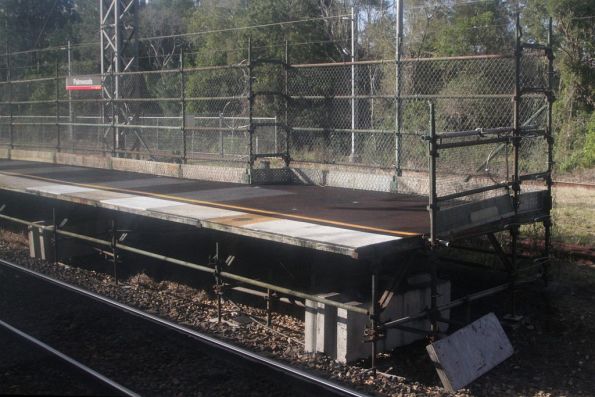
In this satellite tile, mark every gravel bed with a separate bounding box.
[1,229,594,397]
[0,261,326,397]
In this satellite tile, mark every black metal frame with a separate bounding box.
[364,16,556,371]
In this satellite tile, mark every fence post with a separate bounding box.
[350,6,357,162]
[284,40,290,166]
[180,49,187,163]
[111,64,116,156]
[219,112,224,157]
[67,40,73,143]
[55,60,61,152]
[512,12,521,213]
[6,40,13,149]
[394,0,404,176]
[248,36,254,168]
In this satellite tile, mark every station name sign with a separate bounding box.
[65,75,102,91]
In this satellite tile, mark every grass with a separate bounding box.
[551,186,595,246]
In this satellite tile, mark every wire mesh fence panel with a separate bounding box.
[288,62,396,167]
[184,66,250,162]
[12,103,58,149]
[0,81,10,144]
[0,26,553,203]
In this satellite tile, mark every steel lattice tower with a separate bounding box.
[100,0,140,155]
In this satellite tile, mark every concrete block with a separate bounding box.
[56,152,112,169]
[380,277,451,351]
[112,158,181,178]
[426,312,513,392]
[0,147,10,159]
[336,301,370,364]
[10,149,56,164]
[304,292,342,355]
[181,163,248,184]
[315,293,342,357]
[28,223,52,261]
[290,167,393,192]
[304,299,318,353]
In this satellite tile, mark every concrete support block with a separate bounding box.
[304,292,342,355]
[304,279,452,364]
[112,158,181,178]
[290,167,393,192]
[56,153,112,169]
[181,163,248,184]
[304,299,318,353]
[315,293,342,357]
[11,149,56,164]
[380,277,451,351]
[336,301,370,364]
[0,147,10,159]
[28,222,52,261]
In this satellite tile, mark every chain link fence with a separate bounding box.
[0,37,551,200]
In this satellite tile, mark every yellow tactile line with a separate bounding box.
[0,170,421,237]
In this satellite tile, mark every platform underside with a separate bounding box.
[0,160,430,259]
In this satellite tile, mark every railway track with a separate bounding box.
[552,180,595,190]
[0,318,138,396]
[0,258,368,397]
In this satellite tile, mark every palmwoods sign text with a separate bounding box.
[65,75,102,91]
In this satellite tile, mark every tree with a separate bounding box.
[524,0,594,171]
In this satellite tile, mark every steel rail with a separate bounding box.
[0,318,139,397]
[0,258,369,397]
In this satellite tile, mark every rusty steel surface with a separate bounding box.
[0,160,430,236]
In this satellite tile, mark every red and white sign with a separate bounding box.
[65,76,102,91]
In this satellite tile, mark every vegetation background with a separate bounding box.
[0,0,592,176]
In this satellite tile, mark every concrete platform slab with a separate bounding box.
[27,184,96,195]
[0,160,425,259]
[101,196,187,211]
[246,219,400,248]
[151,204,243,222]
[0,175,54,191]
[66,190,134,204]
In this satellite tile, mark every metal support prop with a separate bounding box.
[510,225,519,316]
[266,288,273,327]
[180,50,187,163]
[0,212,369,315]
[212,243,224,323]
[487,233,513,272]
[111,218,118,284]
[512,13,522,212]
[543,17,555,284]
[55,61,61,151]
[52,208,59,265]
[428,102,438,244]
[370,269,379,374]
[427,102,439,337]
[394,0,404,176]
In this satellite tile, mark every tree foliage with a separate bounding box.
[0,0,592,171]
